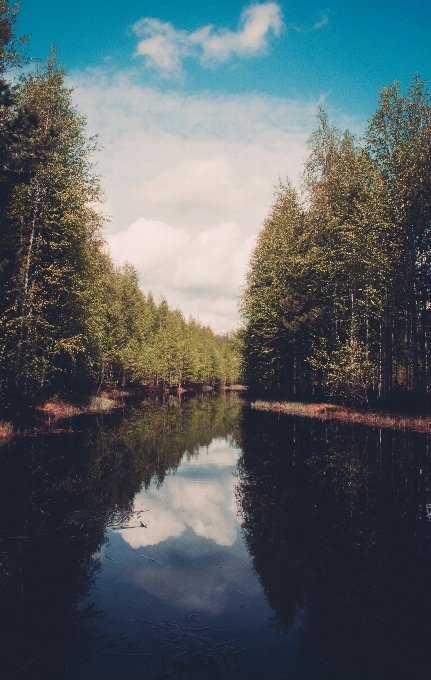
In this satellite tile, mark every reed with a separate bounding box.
[251,401,431,434]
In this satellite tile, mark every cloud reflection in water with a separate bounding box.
[118,439,241,548]
[116,438,261,615]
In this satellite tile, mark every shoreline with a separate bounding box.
[251,400,431,434]
[0,392,126,442]
[0,386,247,442]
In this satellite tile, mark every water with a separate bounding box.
[0,395,429,679]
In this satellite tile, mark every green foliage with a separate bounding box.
[0,17,240,401]
[0,53,105,396]
[241,83,431,404]
[0,0,28,74]
[367,76,431,395]
[240,180,308,392]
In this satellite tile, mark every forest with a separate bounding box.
[241,81,431,406]
[0,2,240,404]
[1,1,430,409]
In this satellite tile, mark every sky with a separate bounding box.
[17,1,431,332]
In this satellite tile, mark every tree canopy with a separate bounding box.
[241,82,431,406]
[0,4,240,403]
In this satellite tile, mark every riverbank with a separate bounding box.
[251,400,431,434]
[0,386,247,442]
[0,393,126,442]
[35,385,246,422]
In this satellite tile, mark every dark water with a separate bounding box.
[0,395,429,680]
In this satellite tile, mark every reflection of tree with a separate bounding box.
[0,429,105,679]
[237,408,431,680]
[0,394,241,678]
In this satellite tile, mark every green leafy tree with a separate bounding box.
[241,80,430,405]
[303,111,393,402]
[0,3,241,401]
[241,180,308,393]
[367,76,431,395]
[0,54,104,397]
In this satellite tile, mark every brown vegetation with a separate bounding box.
[171,386,189,395]
[38,394,121,421]
[252,401,431,434]
[38,400,80,420]
[0,421,13,440]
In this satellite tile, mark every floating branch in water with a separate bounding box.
[103,616,254,678]
[140,554,170,566]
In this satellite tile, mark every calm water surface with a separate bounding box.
[0,395,429,679]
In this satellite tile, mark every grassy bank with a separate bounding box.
[251,400,431,434]
[0,392,128,442]
[0,386,246,442]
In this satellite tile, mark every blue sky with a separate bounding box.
[16,1,431,330]
[18,0,431,116]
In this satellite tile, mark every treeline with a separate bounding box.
[0,3,240,402]
[241,79,431,405]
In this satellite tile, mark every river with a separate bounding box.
[0,394,429,679]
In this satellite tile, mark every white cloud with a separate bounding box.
[71,70,317,239]
[70,69,362,331]
[117,439,241,549]
[133,2,283,76]
[106,217,255,323]
[191,3,283,65]
[313,14,329,30]
[133,18,189,76]
[119,439,262,615]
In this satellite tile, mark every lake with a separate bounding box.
[0,394,429,679]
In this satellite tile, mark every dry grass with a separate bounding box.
[38,399,80,420]
[39,393,119,421]
[252,400,431,434]
[0,391,126,442]
[85,395,117,412]
[0,421,13,440]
